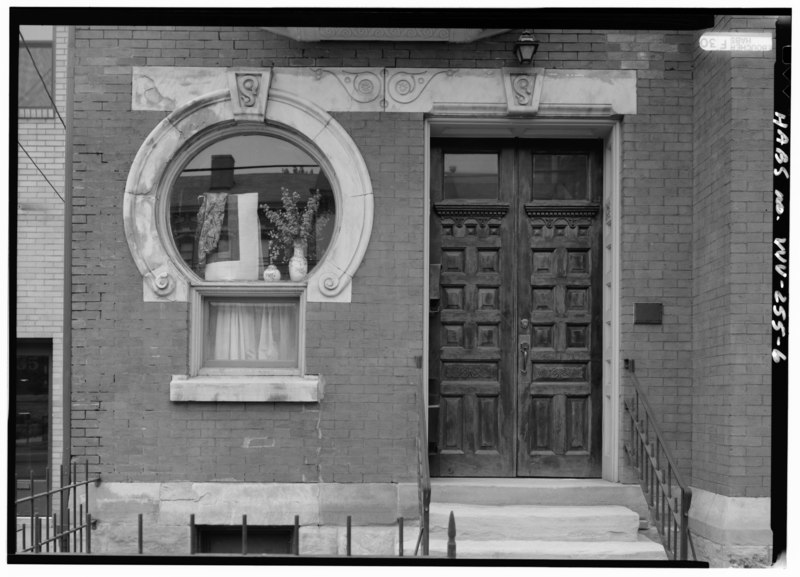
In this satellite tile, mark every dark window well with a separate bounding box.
[14,340,51,514]
[195,525,295,554]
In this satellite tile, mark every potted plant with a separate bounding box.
[261,188,329,281]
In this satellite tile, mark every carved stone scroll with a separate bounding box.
[503,67,544,114]
[312,69,382,104]
[226,69,272,120]
[386,70,452,105]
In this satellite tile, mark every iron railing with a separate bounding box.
[14,457,442,557]
[14,461,100,554]
[18,510,446,557]
[414,387,431,556]
[623,369,695,561]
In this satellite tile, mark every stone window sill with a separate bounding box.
[169,374,324,402]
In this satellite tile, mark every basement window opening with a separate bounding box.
[195,525,295,554]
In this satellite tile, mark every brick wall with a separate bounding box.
[70,24,772,491]
[616,31,696,479]
[691,16,774,498]
[17,25,69,478]
[71,26,425,482]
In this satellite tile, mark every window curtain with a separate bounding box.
[206,302,298,363]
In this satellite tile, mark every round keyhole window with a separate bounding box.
[169,133,336,282]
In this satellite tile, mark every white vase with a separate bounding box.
[263,264,281,282]
[288,240,308,281]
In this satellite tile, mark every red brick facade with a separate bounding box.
[65,18,777,563]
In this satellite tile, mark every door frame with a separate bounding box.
[423,117,622,482]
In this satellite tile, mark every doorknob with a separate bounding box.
[520,341,530,374]
[520,318,529,330]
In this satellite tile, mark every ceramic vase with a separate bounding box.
[263,264,281,282]
[288,240,308,281]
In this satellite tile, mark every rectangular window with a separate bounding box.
[173,285,321,402]
[443,153,499,199]
[204,297,299,368]
[532,154,589,200]
[190,285,307,378]
[18,26,54,110]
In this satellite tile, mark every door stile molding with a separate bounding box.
[423,121,431,434]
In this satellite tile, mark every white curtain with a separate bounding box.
[206,302,298,363]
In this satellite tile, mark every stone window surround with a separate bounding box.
[124,70,374,306]
[125,70,374,402]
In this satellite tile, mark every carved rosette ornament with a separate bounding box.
[524,204,600,229]
[312,69,382,104]
[386,70,451,105]
[434,203,509,236]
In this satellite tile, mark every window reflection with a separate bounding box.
[443,153,499,199]
[532,154,589,200]
[170,134,335,281]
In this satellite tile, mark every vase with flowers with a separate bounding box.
[261,188,329,282]
[262,241,282,282]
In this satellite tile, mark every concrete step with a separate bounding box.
[431,478,650,519]
[417,534,669,560]
[429,503,640,542]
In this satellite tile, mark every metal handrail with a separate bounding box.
[623,368,696,561]
[414,386,431,556]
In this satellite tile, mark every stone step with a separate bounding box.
[431,478,650,519]
[416,535,669,560]
[429,503,640,542]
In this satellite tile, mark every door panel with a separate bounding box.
[430,139,602,478]
[430,142,515,477]
[517,143,603,477]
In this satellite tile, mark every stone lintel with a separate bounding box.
[261,27,510,43]
[132,66,637,116]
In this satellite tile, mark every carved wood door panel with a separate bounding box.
[429,139,602,478]
[429,142,516,477]
[516,142,603,477]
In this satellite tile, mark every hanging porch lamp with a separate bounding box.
[514,29,539,65]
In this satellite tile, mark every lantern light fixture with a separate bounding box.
[514,29,539,65]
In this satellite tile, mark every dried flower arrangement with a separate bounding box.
[261,188,329,264]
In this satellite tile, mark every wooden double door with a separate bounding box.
[429,139,603,477]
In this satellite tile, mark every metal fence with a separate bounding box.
[14,459,458,558]
[14,461,100,553]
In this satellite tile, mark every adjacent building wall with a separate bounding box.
[690,15,774,567]
[17,24,69,486]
